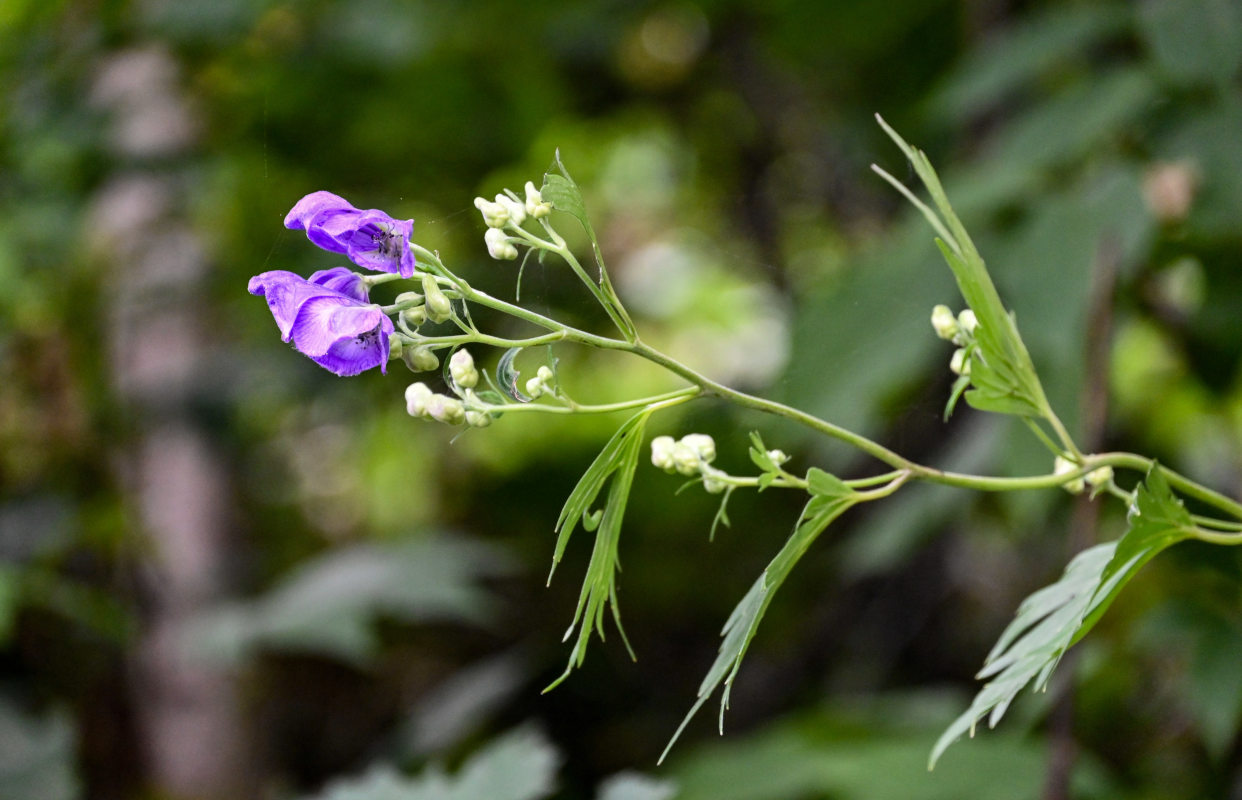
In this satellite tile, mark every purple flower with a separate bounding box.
[285,191,417,278]
[248,269,394,376]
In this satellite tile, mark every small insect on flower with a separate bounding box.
[284,191,417,277]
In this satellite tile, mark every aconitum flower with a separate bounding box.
[248,269,394,376]
[284,191,417,278]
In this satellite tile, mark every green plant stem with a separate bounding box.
[410,242,1242,519]
[477,387,701,416]
[1088,452,1242,520]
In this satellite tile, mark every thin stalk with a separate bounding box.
[1089,452,1242,520]
[478,387,701,416]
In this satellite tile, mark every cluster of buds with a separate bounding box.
[931,304,977,375]
[1053,455,1113,495]
[474,182,552,262]
[651,433,725,492]
[524,365,556,399]
[405,348,491,428]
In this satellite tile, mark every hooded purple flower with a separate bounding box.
[284,191,417,278]
[248,269,394,376]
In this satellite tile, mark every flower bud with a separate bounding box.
[465,410,492,428]
[702,474,727,494]
[536,365,554,381]
[403,345,439,373]
[395,291,423,306]
[766,449,789,466]
[931,304,959,341]
[650,435,677,471]
[1086,465,1113,487]
[400,305,427,328]
[525,181,551,218]
[949,348,970,376]
[1054,455,1085,494]
[449,349,478,389]
[680,434,717,464]
[388,337,403,360]
[405,382,433,417]
[485,227,518,261]
[427,393,465,425]
[671,442,700,476]
[525,376,545,398]
[422,273,452,323]
[496,193,526,226]
[957,309,978,336]
[474,196,509,228]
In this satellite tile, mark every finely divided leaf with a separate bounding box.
[877,119,1050,420]
[661,481,859,762]
[931,467,1196,768]
[546,411,651,689]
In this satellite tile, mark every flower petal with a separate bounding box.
[309,267,369,301]
[290,296,392,376]
[248,270,337,341]
[284,191,355,231]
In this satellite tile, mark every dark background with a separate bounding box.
[3,0,1242,797]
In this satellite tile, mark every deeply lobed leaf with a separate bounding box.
[930,467,1195,767]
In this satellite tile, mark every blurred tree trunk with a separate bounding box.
[89,44,252,799]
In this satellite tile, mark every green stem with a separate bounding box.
[1088,452,1242,520]
[477,387,700,416]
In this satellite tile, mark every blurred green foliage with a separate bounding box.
[3,0,1242,798]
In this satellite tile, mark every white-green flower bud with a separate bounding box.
[957,309,978,336]
[403,346,439,373]
[766,449,789,466]
[671,442,700,476]
[465,410,492,428]
[485,227,518,261]
[536,365,554,382]
[421,273,453,323]
[679,433,717,464]
[395,291,423,306]
[405,382,433,417]
[427,393,465,425]
[496,193,526,226]
[525,376,545,398]
[702,474,727,494]
[650,435,677,472]
[388,337,403,360]
[949,348,970,376]
[400,305,427,328]
[473,196,509,228]
[931,304,959,341]
[1086,465,1113,487]
[449,349,478,389]
[525,181,551,218]
[1054,455,1085,494]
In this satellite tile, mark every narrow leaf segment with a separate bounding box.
[546,410,651,690]
[660,474,859,762]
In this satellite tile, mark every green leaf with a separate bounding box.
[305,726,559,800]
[931,467,1195,767]
[661,487,859,762]
[1073,466,1194,641]
[547,411,650,689]
[187,539,511,666]
[929,4,1132,121]
[807,467,851,499]
[1137,0,1242,88]
[876,117,1052,422]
